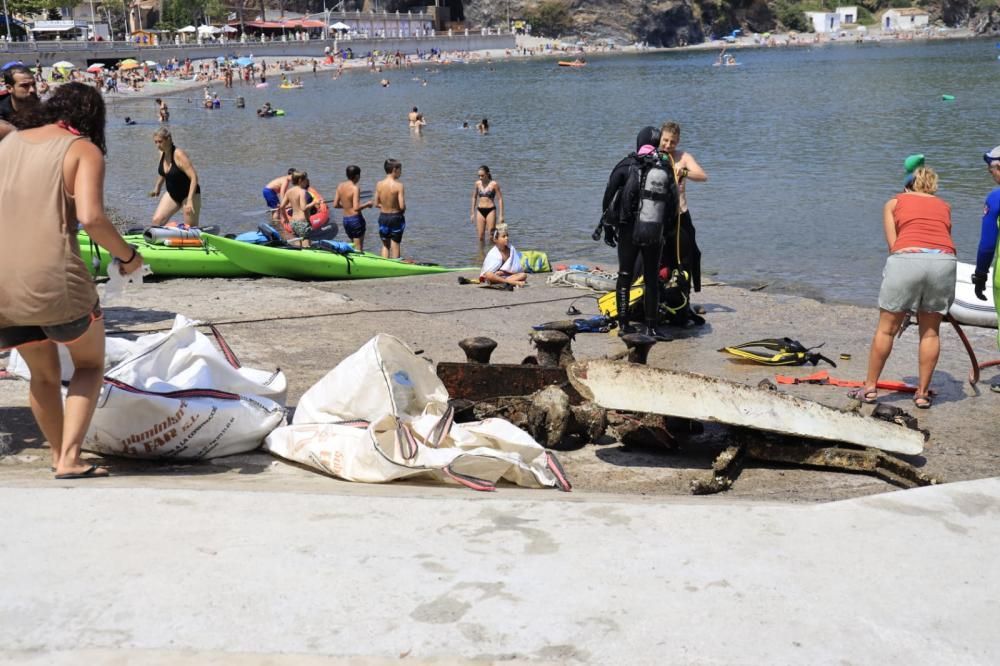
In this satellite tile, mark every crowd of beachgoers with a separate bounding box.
[6,22,980,102]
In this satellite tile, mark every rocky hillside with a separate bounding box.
[376,0,998,47]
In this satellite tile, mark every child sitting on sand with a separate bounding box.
[480,223,527,289]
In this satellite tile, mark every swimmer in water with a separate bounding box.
[470,164,503,243]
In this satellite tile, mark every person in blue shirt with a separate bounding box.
[973,146,1000,301]
[974,146,1000,391]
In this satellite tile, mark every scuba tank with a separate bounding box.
[632,155,675,246]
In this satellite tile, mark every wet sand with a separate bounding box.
[2,269,998,502]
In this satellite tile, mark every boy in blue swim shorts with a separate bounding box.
[374,158,406,259]
[333,164,375,251]
[263,168,296,222]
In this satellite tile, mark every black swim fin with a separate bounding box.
[720,338,836,367]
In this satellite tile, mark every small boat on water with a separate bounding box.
[558,60,586,68]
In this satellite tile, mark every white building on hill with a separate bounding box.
[804,6,859,33]
[882,8,930,31]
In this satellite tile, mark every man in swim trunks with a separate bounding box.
[333,164,374,252]
[375,158,406,259]
[278,171,313,246]
[263,168,296,222]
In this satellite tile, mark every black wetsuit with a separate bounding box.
[662,210,701,292]
[601,126,680,335]
[158,149,200,204]
[602,154,665,332]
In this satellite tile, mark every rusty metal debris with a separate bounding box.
[458,337,498,364]
[436,362,581,404]
[691,435,941,495]
[530,329,575,367]
[439,334,938,493]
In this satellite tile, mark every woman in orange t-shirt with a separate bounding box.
[850,167,957,409]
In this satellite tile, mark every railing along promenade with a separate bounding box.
[0,17,517,67]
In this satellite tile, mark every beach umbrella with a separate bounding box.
[52,60,74,69]
[235,56,253,67]
[86,63,105,73]
[216,56,226,63]
[221,25,237,33]
[197,25,220,34]
[144,60,158,66]
[330,21,350,31]
[119,59,141,70]
[177,25,197,33]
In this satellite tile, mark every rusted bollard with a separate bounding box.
[620,333,656,365]
[535,320,577,339]
[458,337,498,364]
[531,330,571,367]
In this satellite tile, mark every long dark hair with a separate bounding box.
[26,82,107,155]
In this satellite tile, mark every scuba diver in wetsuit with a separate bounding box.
[600,126,679,340]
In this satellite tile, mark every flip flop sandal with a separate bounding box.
[913,394,932,410]
[847,387,878,404]
[54,464,109,480]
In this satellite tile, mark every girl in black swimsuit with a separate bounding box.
[470,165,504,243]
[149,127,201,227]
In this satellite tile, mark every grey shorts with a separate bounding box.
[878,252,957,314]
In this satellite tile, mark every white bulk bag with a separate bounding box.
[267,334,570,491]
[84,315,286,460]
[266,413,570,491]
[106,316,287,405]
[292,334,446,424]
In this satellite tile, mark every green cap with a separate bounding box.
[904,154,925,174]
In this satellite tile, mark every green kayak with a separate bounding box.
[77,232,253,278]
[204,234,471,280]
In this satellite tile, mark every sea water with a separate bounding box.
[103,37,1000,305]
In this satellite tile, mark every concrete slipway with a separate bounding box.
[1,477,997,664]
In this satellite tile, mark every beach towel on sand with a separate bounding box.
[480,244,524,277]
[265,334,571,492]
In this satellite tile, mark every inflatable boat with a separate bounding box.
[950,261,997,328]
